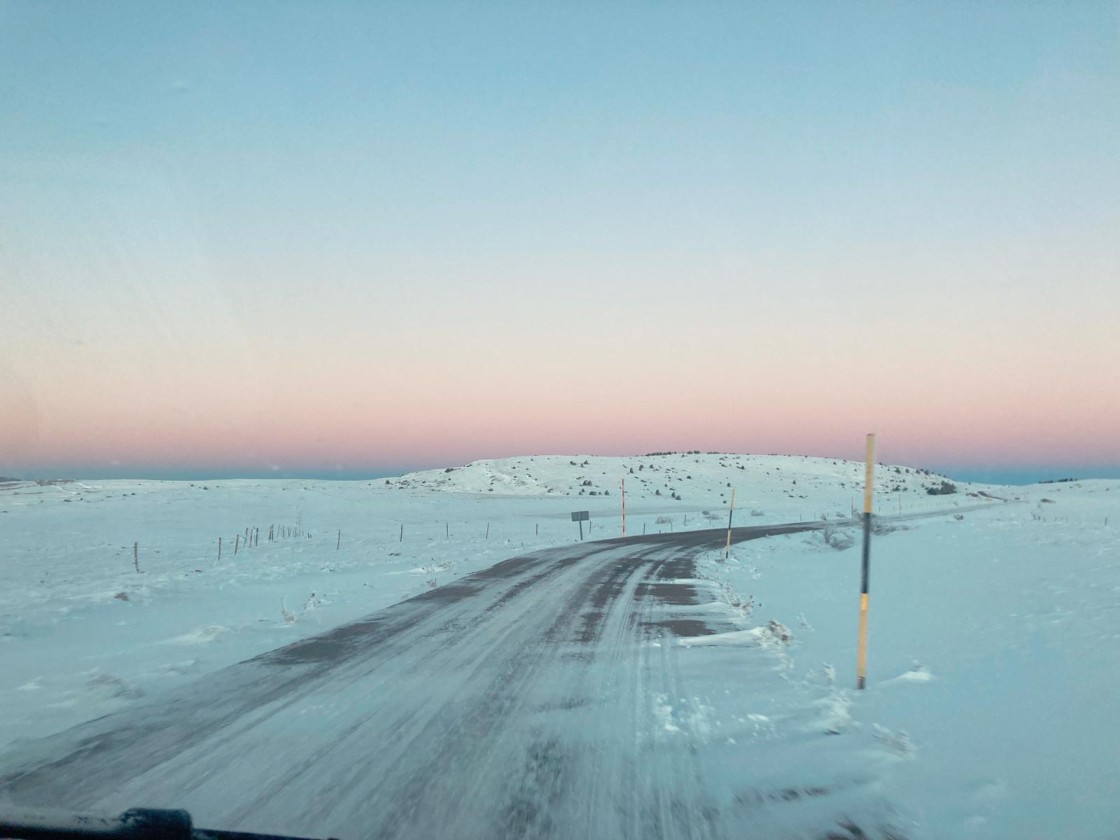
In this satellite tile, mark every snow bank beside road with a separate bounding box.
[698,481,1120,838]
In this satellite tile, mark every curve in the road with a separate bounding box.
[0,524,907,840]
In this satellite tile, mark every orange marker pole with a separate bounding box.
[857,433,875,689]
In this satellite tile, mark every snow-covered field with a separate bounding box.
[697,479,1120,838]
[1,454,1117,838]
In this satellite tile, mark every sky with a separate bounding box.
[1,2,1118,482]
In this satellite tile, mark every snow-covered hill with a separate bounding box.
[391,452,974,510]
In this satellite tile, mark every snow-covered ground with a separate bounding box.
[1,454,1116,838]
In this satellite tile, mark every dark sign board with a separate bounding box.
[571,511,590,521]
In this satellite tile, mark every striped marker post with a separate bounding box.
[857,433,875,690]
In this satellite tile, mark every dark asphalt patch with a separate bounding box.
[637,582,700,605]
[645,618,717,637]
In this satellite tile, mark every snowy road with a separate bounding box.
[0,523,904,839]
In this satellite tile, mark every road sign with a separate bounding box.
[571,510,589,540]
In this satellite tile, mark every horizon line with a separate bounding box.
[4,453,1119,487]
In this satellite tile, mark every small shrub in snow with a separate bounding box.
[280,599,297,624]
[766,620,793,644]
[871,518,906,536]
[873,724,916,758]
[819,522,855,550]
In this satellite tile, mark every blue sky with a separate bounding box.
[2,2,1118,480]
[7,1,1115,257]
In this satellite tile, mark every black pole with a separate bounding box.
[860,512,871,595]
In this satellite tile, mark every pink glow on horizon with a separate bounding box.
[3,233,1117,477]
[5,368,1118,475]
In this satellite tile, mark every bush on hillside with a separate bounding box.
[926,480,958,496]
